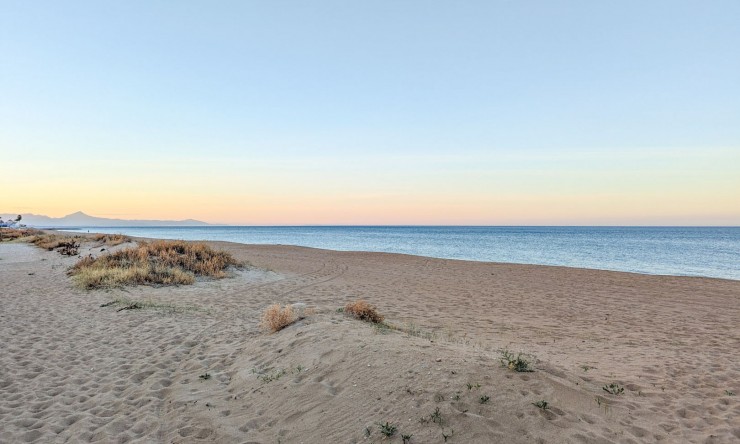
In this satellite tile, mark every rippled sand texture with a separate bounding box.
[0,239,738,443]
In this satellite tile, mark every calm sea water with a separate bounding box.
[70,226,740,281]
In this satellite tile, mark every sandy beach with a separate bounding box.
[1,235,738,443]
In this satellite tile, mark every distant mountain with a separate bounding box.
[3,211,212,228]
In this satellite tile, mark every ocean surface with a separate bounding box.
[67,226,740,281]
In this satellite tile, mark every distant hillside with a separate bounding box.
[3,211,212,228]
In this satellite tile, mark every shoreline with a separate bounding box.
[1,233,738,442]
[52,228,740,282]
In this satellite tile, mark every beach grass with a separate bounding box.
[69,239,240,289]
[92,233,132,246]
[28,233,83,256]
[0,228,40,242]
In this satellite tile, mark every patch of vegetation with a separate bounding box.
[0,228,39,242]
[377,321,438,341]
[603,383,624,395]
[725,390,735,396]
[258,369,287,383]
[479,395,490,404]
[92,233,131,246]
[500,350,534,372]
[344,300,384,323]
[260,304,297,333]
[378,421,397,438]
[401,433,413,443]
[199,373,211,380]
[533,400,550,410]
[68,240,240,289]
[373,321,392,335]
[466,382,480,391]
[28,233,82,256]
[402,322,437,340]
[581,365,596,372]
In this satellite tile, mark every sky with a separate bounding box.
[1,1,739,225]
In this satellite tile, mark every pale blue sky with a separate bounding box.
[1,1,738,224]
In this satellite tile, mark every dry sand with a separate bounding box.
[0,236,738,443]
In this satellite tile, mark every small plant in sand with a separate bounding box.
[68,240,240,289]
[533,400,550,410]
[199,373,211,380]
[378,421,397,437]
[725,390,735,396]
[258,368,287,383]
[430,406,443,425]
[479,395,490,404]
[603,383,624,395]
[401,433,413,443]
[500,350,534,372]
[344,300,384,323]
[260,304,297,333]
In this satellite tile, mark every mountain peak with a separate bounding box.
[66,211,90,217]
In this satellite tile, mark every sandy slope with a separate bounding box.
[0,238,738,443]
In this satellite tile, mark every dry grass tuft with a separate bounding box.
[92,233,131,246]
[260,304,297,333]
[344,300,384,323]
[69,240,241,289]
[0,228,40,242]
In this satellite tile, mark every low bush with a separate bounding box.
[29,233,82,251]
[69,239,240,289]
[260,304,297,332]
[344,300,384,323]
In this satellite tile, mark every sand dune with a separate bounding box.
[0,237,738,443]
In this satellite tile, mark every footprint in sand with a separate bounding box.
[313,374,339,396]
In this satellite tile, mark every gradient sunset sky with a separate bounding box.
[2,1,738,225]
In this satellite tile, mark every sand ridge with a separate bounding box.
[0,238,738,443]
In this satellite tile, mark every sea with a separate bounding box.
[65,226,740,281]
